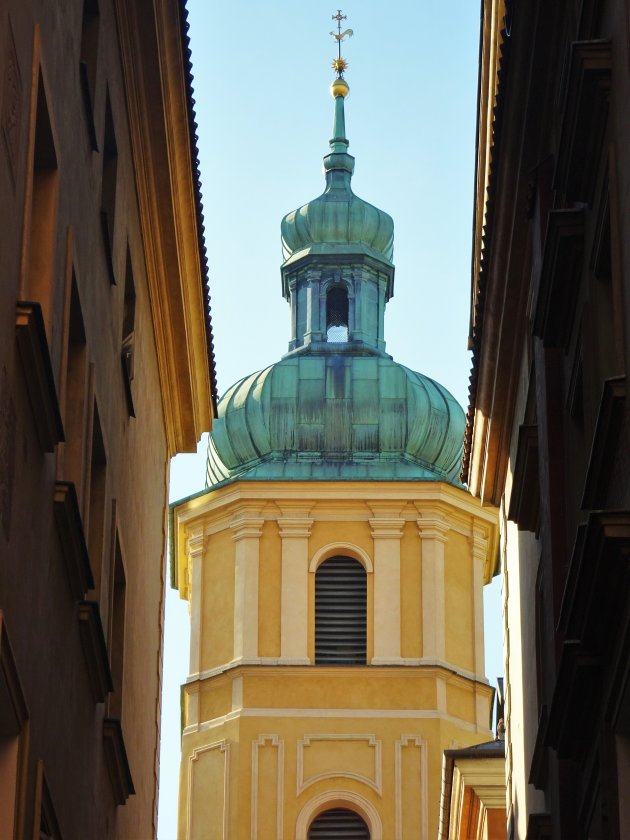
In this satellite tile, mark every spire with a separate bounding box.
[325,11,354,184]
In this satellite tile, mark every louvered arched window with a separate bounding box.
[308,807,370,838]
[315,556,367,665]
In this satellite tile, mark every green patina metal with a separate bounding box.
[206,86,465,488]
[281,87,394,269]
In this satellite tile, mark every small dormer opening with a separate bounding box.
[326,285,349,343]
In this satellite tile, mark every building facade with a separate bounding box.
[172,72,499,839]
[465,0,630,837]
[0,0,215,837]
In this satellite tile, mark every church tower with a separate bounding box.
[172,25,498,839]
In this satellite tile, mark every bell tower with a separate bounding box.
[172,15,499,839]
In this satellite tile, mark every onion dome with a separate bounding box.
[206,355,464,486]
[206,70,465,489]
[281,78,394,268]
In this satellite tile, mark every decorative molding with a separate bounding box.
[187,740,230,840]
[15,301,64,452]
[185,707,482,738]
[295,789,383,840]
[395,735,428,840]
[229,507,264,542]
[368,502,405,539]
[416,516,450,543]
[77,601,113,702]
[102,718,135,805]
[370,656,405,666]
[251,735,284,840]
[187,657,489,685]
[310,542,373,573]
[469,527,488,563]
[277,518,313,539]
[53,481,94,599]
[368,518,405,539]
[296,734,382,795]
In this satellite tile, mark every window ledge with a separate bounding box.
[103,718,135,805]
[555,40,611,203]
[78,601,113,703]
[507,424,539,531]
[533,209,584,350]
[581,375,626,509]
[53,482,94,599]
[15,301,64,452]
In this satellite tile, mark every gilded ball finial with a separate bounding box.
[331,76,350,98]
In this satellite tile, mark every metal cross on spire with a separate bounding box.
[330,9,353,77]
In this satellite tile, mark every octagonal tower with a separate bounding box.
[172,56,499,840]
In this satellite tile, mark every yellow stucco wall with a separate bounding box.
[173,481,498,839]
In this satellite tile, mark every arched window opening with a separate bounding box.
[315,556,366,665]
[308,808,370,839]
[326,286,349,343]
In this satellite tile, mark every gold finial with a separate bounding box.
[330,9,353,78]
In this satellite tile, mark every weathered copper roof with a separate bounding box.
[281,82,394,269]
[206,354,464,485]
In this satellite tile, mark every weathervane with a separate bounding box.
[330,10,353,77]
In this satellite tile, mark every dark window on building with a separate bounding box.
[86,401,107,595]
[315,556,366,665]
[308,808,370,839]
[107,530,126,720]
[100,91,118,283]
[79,0,99,149]
[121,248,136,416]
[34,760,63,840]
[24,70,59,336]
[326,285,349,343]
[61,275,88,491]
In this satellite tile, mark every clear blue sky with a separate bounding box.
[158,3,502,837]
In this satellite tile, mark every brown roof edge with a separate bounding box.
[461,6,513,483]
[468,0,486,353]
[177,0,219,417]
[438,740,505,839]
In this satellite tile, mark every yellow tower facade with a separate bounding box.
[172,481,497,838]
[172,37,499,838]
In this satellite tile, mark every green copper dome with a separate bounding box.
[281,86,394,268]
[207,354,464,485]
[206,75,465,488]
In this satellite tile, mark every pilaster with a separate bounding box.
[277,505,313,664]
[369,503,405,664]
[471,524,489,684]
[303,269,322,345]
[417,511,450,661]
[187,528,206,682]
[230,506,264,663]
